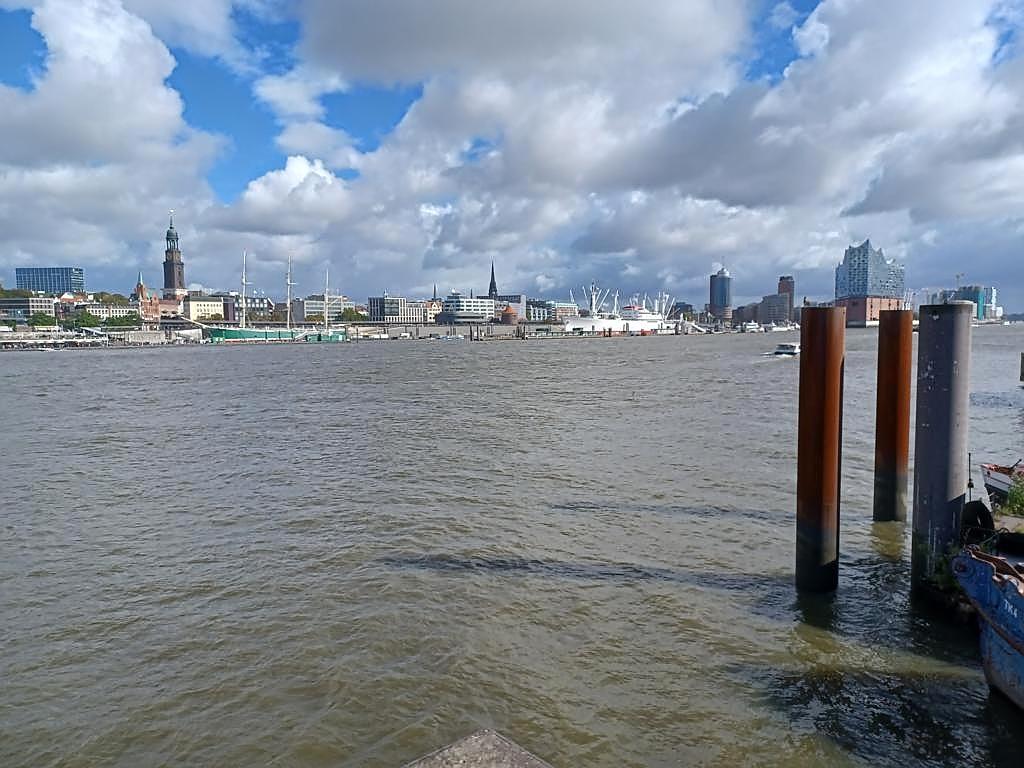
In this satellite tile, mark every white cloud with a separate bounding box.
[253,66,347,119]
[769,2,799,31]
[3,0,1024,310]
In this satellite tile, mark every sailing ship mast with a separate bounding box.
[240,250,251,329]
[323,265,330,334]
[285,254,295,331]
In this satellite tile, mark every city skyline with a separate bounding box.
[0,2,1022,310]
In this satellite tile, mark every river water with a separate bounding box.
[2,326,1023,767]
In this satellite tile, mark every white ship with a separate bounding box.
[564,285,676,335]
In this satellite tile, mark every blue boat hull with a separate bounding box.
[953,550,1024,710]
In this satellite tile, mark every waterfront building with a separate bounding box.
[525,299,580,322]
[834,239,904,299]
[131,274,162,322]
[549,301,580,321]
[777,275,795,321]
[435,291,496,323]
[0,295,57,321]
[212,291,275,321]
[15,266,85,295]
[709,267,733,321]
[162,213,187,300]
[425,298,443,323]
[834,240,906,326]
[70,302,139,321]
[984,287,1004,320]
[293,293,352,322]
[953,285,986,320]
[759,293,791,326]
[732,302,759,325]
[368,293,425,323]
[526,299,552,322]
[494,293,527,320]
[183,296,226,321]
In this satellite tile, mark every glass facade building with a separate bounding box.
[835,240,904,299]
[709,267,732,319]
[15,267,85,295]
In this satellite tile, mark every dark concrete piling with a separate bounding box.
[911,302,972,590]
[403,730,553,767]
[872,309,914,522]
[796,306,846,593]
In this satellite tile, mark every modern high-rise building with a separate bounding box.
[777,275,795,321]
[709,267,733,321]
[835,240,904,300]
[954,285,986,320]
[834,240,905,326]
[15,266,85,295]
[162,213,186,299]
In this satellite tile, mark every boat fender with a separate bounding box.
[961,499,995,545]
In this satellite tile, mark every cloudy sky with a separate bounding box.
[0,0,1021,309]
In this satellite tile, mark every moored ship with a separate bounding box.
[564,285,676,335]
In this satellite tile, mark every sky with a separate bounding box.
[0,0,1022,310]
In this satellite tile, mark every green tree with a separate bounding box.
[1007,476,1024,516]
[304,313,324,323]
[0,281,32,299]
[2,318,16,330]
[94,292,130,305]
[103,313,141,326]
[340,307,364,321]
[65,311,101,328]
[28,312,57,327]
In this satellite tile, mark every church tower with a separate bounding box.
[162,211,186,299]
[487,261,498,299]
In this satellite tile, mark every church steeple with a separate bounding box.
[162,209,186,299]
[488,261,498,299]
[166,210,180,253]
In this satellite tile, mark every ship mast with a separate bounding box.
[323,265,330,334]
[240,250,250,329]
[285,254,295,331]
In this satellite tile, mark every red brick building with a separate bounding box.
[834,296,904,327]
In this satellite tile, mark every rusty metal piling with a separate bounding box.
[796,306,846,592]
[911,302,973,589]
[872,309,914,522]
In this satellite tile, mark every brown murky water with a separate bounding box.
[2,326,1023,767]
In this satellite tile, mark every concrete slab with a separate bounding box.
[402,729,553,768]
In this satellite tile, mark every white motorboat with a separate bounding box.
[981,460,1023,505]
[773,342,800,356]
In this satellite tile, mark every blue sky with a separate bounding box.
[0,1,1021,310]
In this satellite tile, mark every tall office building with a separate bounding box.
[709,267,733,321]
[162,212,186,299]
[777,275,795,321]
[15,266,85,295]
